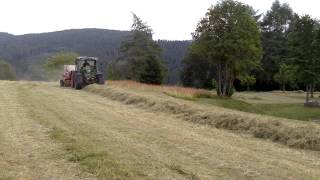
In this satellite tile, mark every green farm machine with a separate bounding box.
[60,57,105,89]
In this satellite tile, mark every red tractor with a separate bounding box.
[60,57,105,89]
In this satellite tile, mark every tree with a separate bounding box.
[139,55,163,84]
[117,13,165,84]
[43,52,78,80]
[273,63,297,91]
[288,15,320,103]
[106,61,126,80]
[239,75,256,91]
[189,0,262,96]
[0,60,15,80]
[257,0,294,90]
[180,49,214,89]
[310,27,320,97]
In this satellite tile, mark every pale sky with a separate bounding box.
[0,0,319,40]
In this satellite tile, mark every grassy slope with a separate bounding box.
[1,81,320,179]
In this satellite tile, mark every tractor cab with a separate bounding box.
[75,57,98,71]
[76,57,98,81]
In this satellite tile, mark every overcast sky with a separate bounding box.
[0,0,319,40]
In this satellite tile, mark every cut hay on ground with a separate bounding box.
[108,80,215,99]
[85,84,320,151]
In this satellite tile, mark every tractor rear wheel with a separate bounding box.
[96,74,105,85]
[75,74,83,90]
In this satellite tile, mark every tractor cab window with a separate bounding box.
[78,60,97,75]
[80,60,95,67]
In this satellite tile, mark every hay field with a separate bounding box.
[0,80,320,179]
[106,81,320,121]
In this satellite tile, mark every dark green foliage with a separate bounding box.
[273,63,297,91]
[115,13,165,84]
[182,0,262,96]
[0,60,15,80]
[257,0,294,90]
[158,40,191,84]
[288,15,320,102]
[106,61,125,80]
[180,50,214,89]
[139,55,163,84]
[239,75,256,91]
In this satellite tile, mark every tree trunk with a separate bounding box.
[216,64,222,96]
[311,84,314,98]
[306,84,310,103]
[282,83,286,92]
[227,75,234,96]
[216,62,234,97]
[222,63,227,96]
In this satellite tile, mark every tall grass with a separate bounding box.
[108,80,215,99]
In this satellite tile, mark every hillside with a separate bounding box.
[0,80,319,179]
[0,29,190,83]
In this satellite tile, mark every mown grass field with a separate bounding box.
[196,96,320,121]
[0,80,320,179]
[108,81,320,121]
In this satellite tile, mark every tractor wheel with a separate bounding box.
[75,74,83,90]
[60,80,65,87]
[96,74,105,85]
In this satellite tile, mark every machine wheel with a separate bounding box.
[75,74,83,90]
[96,74,105,85]
[60,80,65,87]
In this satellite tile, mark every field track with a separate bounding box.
[0,81,320,179]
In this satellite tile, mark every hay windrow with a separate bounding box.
[84,85,320,151]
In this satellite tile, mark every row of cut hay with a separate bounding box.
[84,84,320,151]
[107,80,215,99]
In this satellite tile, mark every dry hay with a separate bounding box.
[108,80,215,99]
[85,85,320,151]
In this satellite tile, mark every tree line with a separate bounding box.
[109,0,320,100]
[179,0,320,99]
[0,30,188,83]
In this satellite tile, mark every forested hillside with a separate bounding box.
[0,29,190,83]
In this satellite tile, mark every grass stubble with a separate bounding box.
[86,83,320,151]
[1,80,319,179]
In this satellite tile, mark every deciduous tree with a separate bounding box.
[187,0,262,96]
[273,63,297,91]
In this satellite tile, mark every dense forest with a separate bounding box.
[0,29,190,84]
